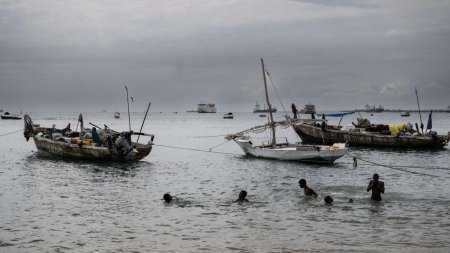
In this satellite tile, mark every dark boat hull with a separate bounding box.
[33,136,152,161]
[293,122,448,148]
[1,115,22,120]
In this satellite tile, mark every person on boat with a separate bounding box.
[321,114,327,131]
[62,123,71,136]
[236,190,249,203]
[324,196,333,204]
[299,179,318,197]
[163,193,173,203]
[367,173,385,201]
[291,102,298,119]
[92,127,101,146]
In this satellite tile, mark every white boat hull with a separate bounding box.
[233,138,347,163]
[197,103,217,113]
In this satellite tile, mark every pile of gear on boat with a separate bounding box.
[34,123,136,156]
[345,118,439,137]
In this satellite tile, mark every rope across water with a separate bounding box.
[1,128,444,177]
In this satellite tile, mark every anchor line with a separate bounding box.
[152,144,240,156]
[0,129,22,137]
[346,152,439,177]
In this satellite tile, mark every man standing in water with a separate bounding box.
[367,173,385,201]
[299,179,318,198]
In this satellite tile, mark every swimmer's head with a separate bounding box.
[238,190,247,200]
[299,179,306,188]
[324,196,333,204]
[163,193,172,203]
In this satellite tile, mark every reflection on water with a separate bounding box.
[0,112,449,252]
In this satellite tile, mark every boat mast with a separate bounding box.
[415,87,424,134]
[261,58,276,147]
[125,86,131,131]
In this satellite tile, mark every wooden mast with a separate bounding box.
[261,58,276,147]
[415,87,424,134]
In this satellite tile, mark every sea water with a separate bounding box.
[0,111,449,252]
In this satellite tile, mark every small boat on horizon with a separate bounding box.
[223,112,234,119]
[114,112,120,119]
[1,111,22,120]
[401,111,410,117]
[197,103,217,113]
[361,104,384,113]
[253,101,277,113]
[299,102,316,114]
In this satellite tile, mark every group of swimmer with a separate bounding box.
[299,173,384,204]
[163,173,385,204]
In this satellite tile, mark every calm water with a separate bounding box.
[1,111,449,252]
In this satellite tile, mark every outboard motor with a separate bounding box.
[114,131,134,156]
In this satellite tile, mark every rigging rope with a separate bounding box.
[346,152,439,177]
[0,129,22,137]
[264,67,302,143]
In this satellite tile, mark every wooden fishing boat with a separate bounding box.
[23,114,154,161]
[226,59,347,163]
[291,119,448,148]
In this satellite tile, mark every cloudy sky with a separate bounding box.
[1,0,449,112]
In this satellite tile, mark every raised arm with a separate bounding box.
[367,180,373,192]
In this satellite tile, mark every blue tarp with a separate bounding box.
[316,112,355,118]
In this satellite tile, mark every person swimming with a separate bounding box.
[236,190,249,203]
[324,195,333,204]
[163,193,172,203]
[299,179,318,198]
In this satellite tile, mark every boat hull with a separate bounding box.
[32,135,152,161]
[233,139,346,163]
[1,115,22,120]
[293,122,448,148]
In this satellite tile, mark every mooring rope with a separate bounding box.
[192,134,227,138]
[207,139,232,151]
[0,129,22,137]
[346,152,439,177]
[153,144,241,156]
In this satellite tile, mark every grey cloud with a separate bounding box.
[1,0,449,112]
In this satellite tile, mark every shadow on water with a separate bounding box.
[235,155,341,167]
[24,152,153,175]
[349,146,448,154]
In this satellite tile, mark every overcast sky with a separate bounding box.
[1,0,449,112]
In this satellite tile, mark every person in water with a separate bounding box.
[299,179,318,197]
[324,196,333,204]
[367,173,385,201]
[236,190,249,203]
[163,193,173,203]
